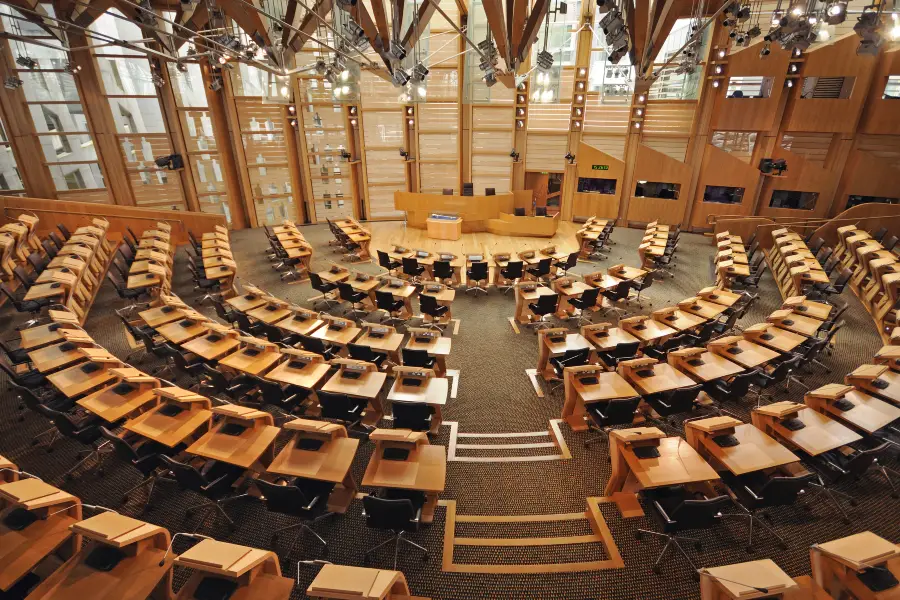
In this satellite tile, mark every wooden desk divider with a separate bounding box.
[699,559,810,600]
[0,478,82,593]
[743,323,774,342]
[307,564,427,599]
[211,403,276,427]
[667,347,706,370]
[0,455,16,483]
[618,315,651,334]
[77,347,123,367]
[321,314,355,331]
[684,416,742,452]
[173,539,292,599]
[844,364,890,389]
[155,386,212,407]
[873,345,900,370]
[26,512,174,599]
[616,356,659,380]
[581,322,612,342]
[810,531,900,600]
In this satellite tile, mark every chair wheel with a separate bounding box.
[778,542,787,550]
[121,495,130,504]
[849,499,858,507]
[694,541,702,551]
[745,546,754,553]
[634,531,643,540]
[651,564,661,575]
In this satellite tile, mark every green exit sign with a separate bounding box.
[592,165,609,171]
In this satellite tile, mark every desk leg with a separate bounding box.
[537,341,550,376]
[604,438,629,496]
[363,393,384,427]
[422,492,438,523]
[430,406,443,434]
[327,473,357,513]
[435,355,447,377]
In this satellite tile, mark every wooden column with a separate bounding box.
[68,31,135,206]
[156,62,200,213]
[283,91,308,224]
[217,66,258,228]
[561,3,595,221]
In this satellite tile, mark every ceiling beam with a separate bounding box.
[282,0,298,48]
[349,2,394,71]
[481,0,508,66]
[216,0,278,65]
[510,0,526,64]
[3,0,67,38]
[369,0,390,47]
[516,0,547,64]
[287,0,331,52]
[401,0,438,52]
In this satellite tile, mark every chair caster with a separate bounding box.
[849,499,858,507]
[634,531,643,540]
[745,546,754,553]
[777,542,788,550]
[651,564,661,575]
[694,541,702,551]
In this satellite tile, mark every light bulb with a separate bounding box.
[517,108,524,115]
[576,94,583,102]
[341,85,349,94]
[712,80,720,87]
[350,118,357,125]
[791,6,802,15]
[341,70,349,81]
[636,108,643,116]
[288,106,296,113]
[715,65,723,74]
[638,94,645,103]
[418,86,426,96]
[578,68,586,76]
[772,14,781,25]
[787,80,794,87]
[718,49,726,58]
[517,120,524,127]
[574,121,581,128]
[408,119,414,125]
[828,3,842,15]
[892,25,900,40]
[280,85,289,97]
[634,122,641,129]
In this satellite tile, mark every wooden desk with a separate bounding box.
[621,318,677,345]
[19,323,67,350]
[768,311,822,337]
[362,429,446,523]
[708,338,781,369]
[405,334,452,376]
[139,305,185,328]
[48,361,118,398]
[805,385,900,435]
[355,329,404,363]
[784,297,833,321]
[311,323,362,349]
[273,312,325,336]
[654,309,707,332]
[514,284,557,324]
[267,419,359,513]
[426,216,462,240]
[553,280,593,318]
[187,406,279,470]
[561,367,638,430]
[537,331,593,380]
[685,418,799,476]
[608,265,647,281]
[621,362,696,395]
[744,326,806,353]
[679,299,727,320]
[25,512,173,600]
[127,273,161,290]
[265,358,331,389]
[28,341,87,373]
[751,402,862,456]
[700,560,831,600]
[810,531,900,600]
[174,539,293,600]
[670,351,744,383]
[156,319,209,344]
[322,368,387,425]
[605,428,719,496]
[307,564,422,600]
[124,391,212,448]
[77,379,158,424]
[246,303,293,324]
[387,376,449,433]
[226,293,268,312]
[698,287,743,307]
[581,326,639,352]
[218,347,282,376]
[181,332,241,361]
[849,367,900,406]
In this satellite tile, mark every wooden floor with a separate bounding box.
[366,220,583,257]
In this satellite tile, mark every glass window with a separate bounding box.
[28,104,88,133]
[635,181,680,199]
[96,57,157,95]
[846,195,899,208]
[168,63,209,107]
[703,185,745,204]
[726,76,774,98]
[770,190,818,210]
[884,76,900,99]
[577,177,617,194]
[800,76,855,99]
[108,98,167,133]
[49,163,104,190]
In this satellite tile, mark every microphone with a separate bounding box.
[296,559,332,584]
[43,503,117,520]
[0,468,41,481]
[697,569,769,594]
[158,532,211,567]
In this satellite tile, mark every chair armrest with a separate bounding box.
[412,507,422,524]
[201,470,234,492]
[742,485,763,501]
[653,500,675,524]
[303,495,321,511]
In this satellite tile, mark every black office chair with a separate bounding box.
[197,363,255,403]
[527,293,559,331]
[465,261,489,296]
[337,281,369,321]
[298,334,339,360]
[309,271,341,310]
[636,486,732,574]
[645,384,703,428]
[723,472,816,550]
[57,223,72,241]
[262,323,301,348]
[526,257,552,282]
[377,250,402,275]
[750,355,802,405]
[737,261,767,290]
[0,282,55,327]
[809,267,851,301]
[629,270,657,308]
[499,260,523,294]
[11,266,36,291]
[42,239,58,259]
[48,231,66,251]
[402,257,426,284]
[349,342,388,369]
[362,494,428,569]
[600,281,632,318]
[706,368,760,404]
[642,334,691,361]
[34,403,108,480]
[871,227,888,243]
[811,443,898,521]
[8,381,66,448]
[99,426,174,512]
[254,478,334,554]
[882,235,898,253]
[26,251,49,275]
[375,290,406,327]
[433,261,455,287]
[402,347,436,370]
[158,455,247,532]
[554,252,579,278]
[317,390,369,433]
[247,375,308,420]
[233,312,265,337]
[568,287,601,327]
[105,272,152,309]
[419,293,449,332]
[0,336,30,366]
[596,341,640,371]
[392,402,434,431]
[583,396,642,446]
[808,237,825,255]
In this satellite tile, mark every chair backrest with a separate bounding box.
[57,223,72,240]
[0,283,17,303]
[117,244,135,264]
[317,390,363,421]
[26,252,46,274]
[536,292,559,311]
[402,257,420,275]
[843,443,891,477]
[822,321,844,345]
[377,250,392,269]
[402,347,432,367]
[663,384,703,413]
[337,281,359,301]
[309,271,328,292]
[348,343,376,362]
[823,255,839,275]
[99,426,140,462]
[535,206,547,216]
[578,287,601,307]
[833,268,852,289]
[600,396,642,425]
[299,334,328,354]
[419,293,441,315]
[769,355,801,382]
[48,231,65,250]
[558,348,590,368]
[612,281,631,300]
[872,227,888,242]
[667,494,731,531]
[725,368,759,397]
[362,495,416,531]
[255,479,320,517]
[12,266,33,289]
[158,455,208,493]
[613,341,641,359]
[469,261,488,280]
[263,324,284,344]
[816,246,833,264]
[212,298,234,322]
[234,312,256,334]
[535,257,551,274]
[375,290,400,311]
[392,402,433,431]
[883,235,898,252]
[808,237,825,254]
[200,363,229,392]
[42,239,58,258]
[503,261,524,278]
[754,474,816,508]
[433,260,453,278]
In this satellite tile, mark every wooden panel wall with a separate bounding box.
[757,146,839,220]
[690,144,759,229]
[832,143,900,213]
[571,141,624,219]
[626,143,692,225]
[709,42,791,132]
[811,202,900,248]
[858,47,900,136]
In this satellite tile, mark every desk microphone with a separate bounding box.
[297,559,332,584]
[0,468,41,480]
[159,532,211,566]
[697,569,770,594]
[43,503,116,520]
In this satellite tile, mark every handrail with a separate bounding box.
[711,214,894,230]
[1,207,184,227]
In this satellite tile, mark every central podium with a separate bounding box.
[395,190,558,238]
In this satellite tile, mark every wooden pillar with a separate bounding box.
[561,2,595,221]
[216,65,258,228]
[283,92,308,224]
[156,63,200,212]
[68,31,136,206]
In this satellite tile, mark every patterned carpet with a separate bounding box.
[0,223,897,600]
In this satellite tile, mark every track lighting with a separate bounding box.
[510,149,520,162]
[391,68,410,87]
[15,56,37,69]
[564,152,575,164]
[209,77,223,92]
[4,76,23,89]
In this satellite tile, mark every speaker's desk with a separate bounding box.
[426,216,462,240]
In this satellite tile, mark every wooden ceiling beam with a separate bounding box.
[349,2,394,71]
[400,0,438,52]
[287,0,332,52]
[510,0,527,62]
[516,0,547,64]
[216,0,278,65]
[282,0,298,48]
[481,0,508,66]
[370,0,390,47]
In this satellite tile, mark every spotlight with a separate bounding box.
[399,148,409,159]
[564,152,575,164]
[536,49,554,71]
[209,77,223,92]
[715,65,723,74]
[636,108,643,116]
[340,150,352,160]
[152,73,165,87]
[315,59,328,74]
[63,62,81,74]
[388,40,407,61]
[718,49,727,58]
[288,105,296,113]
[637,94,646,103]
[483,68,498,87]
[154,154,184,170]
[344,20,368,50]
[4,76,23,89]
[786,79,794,87]
[712,80,720,87]
[791,5,803,16]
[510,149,520,162]
[634,121,641,129]
[350,118,357,125]
[826,0,846,23]
[857,37,883,55]
[15,56,37,69]
[218,54,228,65]
[391,68,410,87]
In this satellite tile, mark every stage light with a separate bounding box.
[715,65,723,74]
[578,68,586,77]
[15,56,37,69]
[634,122,641,129]
[786,79,794,87]
[564,152,575,164]
[791,5,803,16]
[350,118,357,125]
[636,108,643,116]
[4,76,23,89]
[637,94,646,103]
[288,106,296,114]
[408,119,414,126]
[718,49,726,58]
[392,68,411,87]
[712,80,720,87]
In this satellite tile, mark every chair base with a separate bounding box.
[364,531,428,570]
[465,283,488,296]
[270,513,331,557]
[185,493,250,533]
[721,511,788,553]
[807,482,855,523]
[635,529,701,576]
[122,472,175,513]
[63,441,113,480]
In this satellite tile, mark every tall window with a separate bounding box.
[91,10,186,210]
[2,5,107,202]
[0,118,24,194]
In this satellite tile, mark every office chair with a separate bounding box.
[132,330,178,380]
[56,223,72,241]
[792,337,830,379]
[554,252,579,278]
[499,261,524,294]
[645,384,703,428]
[736,260,767,290]
[535,206,547,216]
[169,348,206,385]
[233,311,265,336]
[822,255,840,278]
[48,231,66,251]
[402,347,436,370]
[402,257,426,285]
[99,426,175,512]
[309,272,341,310]
[705,368,760,405]
[816,246,833,267]
[746,240,759,262]
[8,381,66,448]
[432,261,455,287]
[0,336,30,366]
[583,396,642,447]
[652,246,677,277]
[247,375,308,420]
[375,290,406,327]
[254,478,334,554]
[629,270,657,308]
[349,342,389,369]
[548,348,591,393]
[808,237,825,255]
[567,287,601,327]
[337,282,370,321]
[599,281,632,319]
[642,334,692,361]
[362,495,428,569]
[589,231,610,260]
[809,267,851,301]
[298,334,339,360]
[636,486,732,574]
[316,390,369,434]
[871,227,888,243]
[527,293,559,331]
[526,258,552,282]
[723,472,816,551]
[197,364,255,403]
[882,235,898,253]
[596,341,640,371]
[158,455,247,532]
[466,261,489,296]
[811,443,898,521]
[42,239,58,259]
[34,403,109,480]
[0,282,55,327]
[749,355,802,405]
[116,243,135,265]
[392,402,434,431]
[26,251,49,275]
[377,250,401,275]
[419,293,449,332]
[12,266,36,291]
